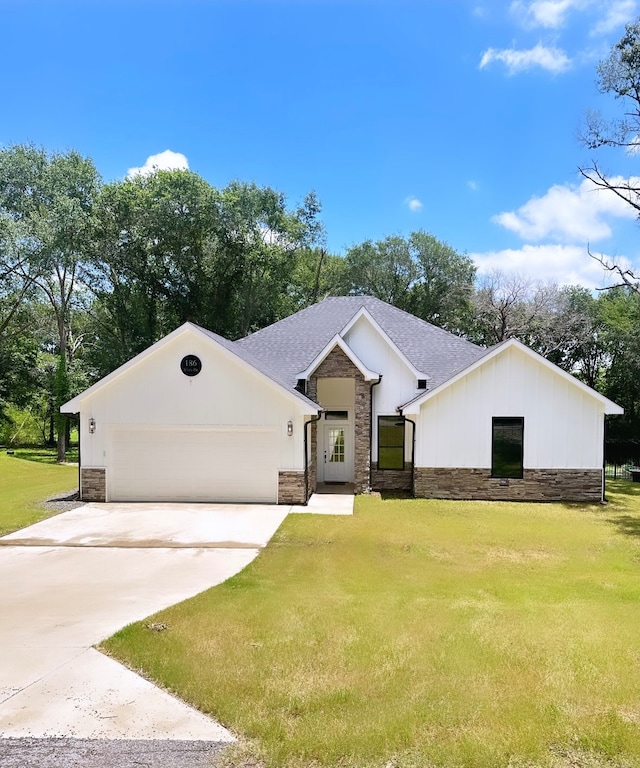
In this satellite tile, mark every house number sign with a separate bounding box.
[180,355,202,377]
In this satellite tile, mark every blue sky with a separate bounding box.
[3,0,640,288]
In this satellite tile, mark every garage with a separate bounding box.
[62,323,320,505]
[107,427,279,503]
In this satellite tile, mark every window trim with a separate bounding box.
[378,415,405,471]
[491,417,524,479]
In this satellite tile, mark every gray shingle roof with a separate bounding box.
[236,296,486,390]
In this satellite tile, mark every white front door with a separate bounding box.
[320,411,352,483]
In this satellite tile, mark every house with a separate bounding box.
[61,296,623,504]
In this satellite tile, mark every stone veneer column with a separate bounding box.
[81,467,106,502]
[278,471,306,504]
[308,347,371,494]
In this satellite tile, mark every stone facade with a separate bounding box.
[307,347,371,494]
[81,467,106,502]
[307,419,318,498]
[278,470,306,504]
[371,461,412,491]
[413,467,603,502]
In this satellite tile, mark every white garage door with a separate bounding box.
[108,427,279,503]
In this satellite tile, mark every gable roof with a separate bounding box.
[237,296,486,389]
[400,337,624,415]
[61,322,321,414]
[298,334,380,381]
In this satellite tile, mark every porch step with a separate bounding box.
[290,486,354,516]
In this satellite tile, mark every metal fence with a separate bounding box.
[604,439,640,479]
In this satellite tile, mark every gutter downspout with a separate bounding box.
[304,413,322,504]
[76,413,81,499]
[369,376,383,491]
[60,409,80,497]
[398,409,416,497]
[602,414,607,503]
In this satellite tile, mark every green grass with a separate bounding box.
[104,483,640,768]
[0,450,78,535]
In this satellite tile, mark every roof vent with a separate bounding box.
[417,379,427,390]
[296,378,307,394]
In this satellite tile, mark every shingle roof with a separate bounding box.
[236,296,486,390]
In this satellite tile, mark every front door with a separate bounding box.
[321,411,352,483]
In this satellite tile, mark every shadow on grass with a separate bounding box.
[379,489,414,501]
[9,448,79,465]
[606,514,640,537]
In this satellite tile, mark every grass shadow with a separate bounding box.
[10,448,79,465]
[606,514,640,537]
[379,489,413,501]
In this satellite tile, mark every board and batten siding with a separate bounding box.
[415,345,604,470]
[342,315,418,458]
[77,331,307,473]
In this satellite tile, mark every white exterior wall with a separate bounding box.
[415,345,605,469]
[343,316,418,458]
[77,330,308,472]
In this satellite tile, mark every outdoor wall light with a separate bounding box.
[88,417,96,434]
[287,420,293,437]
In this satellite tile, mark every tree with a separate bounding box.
[343,231,476,331]
[343,235,418,310]
[0,144,100,460]
[86,170,322,376]
[581,19,640,290]
[471,274,607,385]
[592,287,640,437]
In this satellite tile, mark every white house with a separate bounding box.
[62,296,622,504]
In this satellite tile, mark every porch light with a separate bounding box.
[287,420,293,437]
[88,417,96,434]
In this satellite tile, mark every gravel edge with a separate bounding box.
[0,738,232,768]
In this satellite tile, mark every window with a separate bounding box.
[492,417,524,478]
[378,416,405,470]
[325,410,348,420]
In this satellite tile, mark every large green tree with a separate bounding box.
[0,144,100,459]
[87,170,322,376]
[343,231,476,332]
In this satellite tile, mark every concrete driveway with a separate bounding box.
[0,502,289,741]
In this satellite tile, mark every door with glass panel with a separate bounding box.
[321,411,351,483]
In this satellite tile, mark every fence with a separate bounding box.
[604,439,640,479]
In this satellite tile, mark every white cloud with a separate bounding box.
[590,0,637,35]
[471,243,632,288]
[509,0,636,35]
[510,0,591,29]
[468,180,479,191]
[479,43,571,74]
[127,150,189,178]
[493,177,639,242]
[404,196,423,212]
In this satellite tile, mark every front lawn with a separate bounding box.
[104,483,640,768]
[0,450,78,535]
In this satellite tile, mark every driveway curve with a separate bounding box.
[0,502,289,741]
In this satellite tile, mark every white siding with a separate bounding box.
[78,330,308,473]
[343,316,418,457]
[415,345,605,469]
